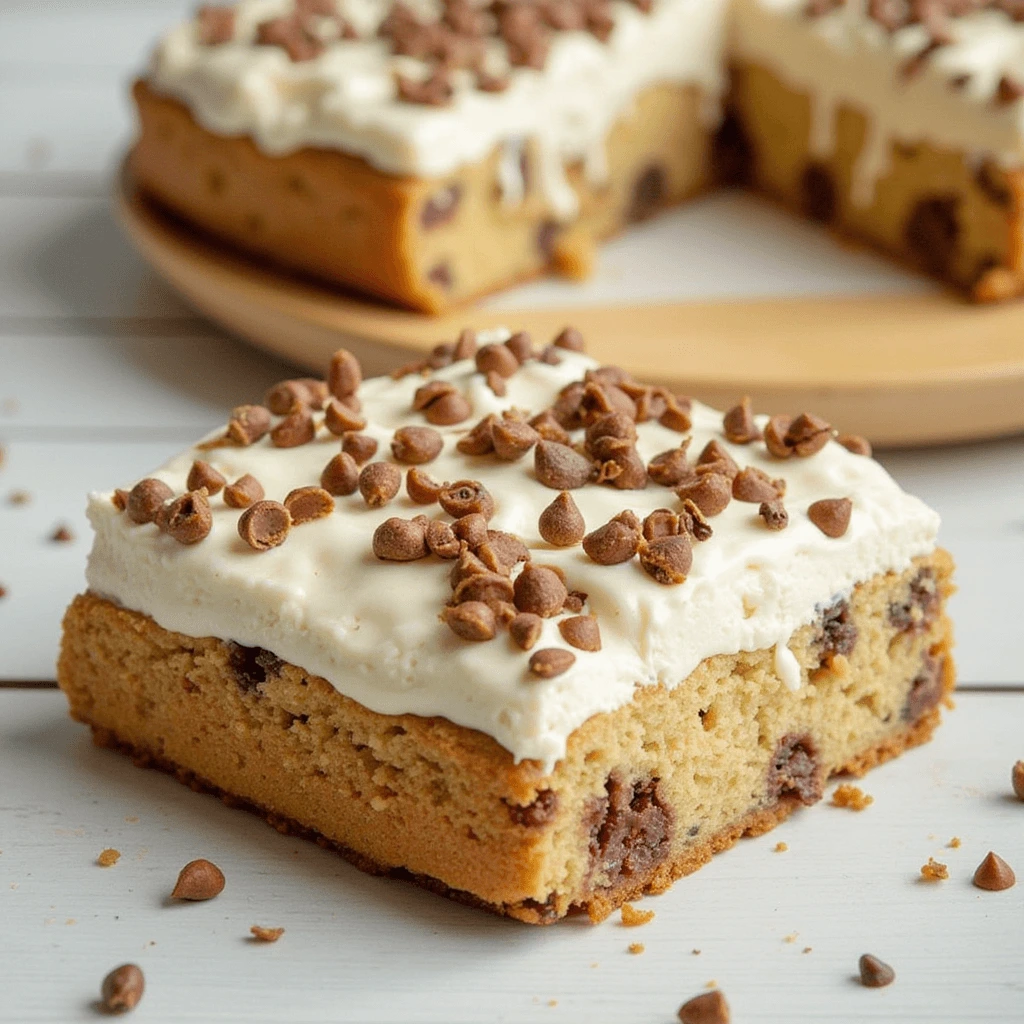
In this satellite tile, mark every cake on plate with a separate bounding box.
[58,328,955,922]
[129,0,1024,310]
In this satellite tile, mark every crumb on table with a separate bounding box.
[628,942,645,955]
[249,925,285,943]
[831,783,873,810]
[920,857,949,881]
[96,848,121,867]
[774,841,788,852]
[620,903,655,927]
[948,837,962,848]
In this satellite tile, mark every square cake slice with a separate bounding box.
[58,329,954,923]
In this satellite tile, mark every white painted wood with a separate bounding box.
[1,690,1021,1022]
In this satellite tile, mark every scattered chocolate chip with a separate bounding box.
[585,412,637,452]
[342,432,379,465]
[421,184,462,228]
[641,508,681,541]
[171,858,225,900]
[100,964,145,1014]
[271,406,315,448]
[505,331,534,362]
[763,414,792,458]
[320,453,360,496]
[558,615,601,651]
[456,414,496,456]
[906,195,960,277]
[768,733,822,805]
[406,466,444,504]
[126,478,173,524]
[580,381,637,424]
[359,462,402,507]
[452,512,489,548]
[479,530,530,573]
[250,925,284,942]
[592,437,648,490]
[453,329,477,360]
[492,419,540,461]
[538,345,562,365]
[415,381,472,425]
[391,425,444,464]
[676,473,731,517]
[530,410,571,445]
[808,498,852,538]
[639,534,693,584]
[858,954,896,988]
[283,486,335,524]
[1012,760,1024,801]
[197,5,235,45]
[372,517,429,561]
[514,565,568,617]
[323,397,367,435]
[160,490,213,545]
[443,601,497,641]
[439,479,495,519]
[534,440,593,489]
[529,647,575,678]
[476,343,519,378]
[453,571,515,607]
[802,162,836,222]
[679,498,713,541]
[722,396,761,444]
[397,69,454,105]
[629,164,667,223]
[256,12,323,61]
[506,788,558,826]
[187,460,226,496]
[837,433,872,457]
[224,473,265,508]
[449,547,489,589]
[759,500,789,531]
[111,489,129,511]
[538,491,586,546]
[226,404,272,446]
[510,612,543,650]
[553,326,585,352]
[696,440,739,479]
[996,74,1024,106]
[238,501,291,551]
[785,413,833,457]
[328,348,362,400]
[659,397,692,432]
[264,378,327,415]
[550,381,585,429]
[647,447,694,488]
[973,851,1016,891]
[677,990,730,1024]
[732,466,783,503]
[425,519,460,558]
[486,370,507,397]
[583,511,642,565]
[50,524,74,543]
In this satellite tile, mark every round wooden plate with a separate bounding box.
[115,176,1024,447]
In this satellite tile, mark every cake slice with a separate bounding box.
[58,329,954,923]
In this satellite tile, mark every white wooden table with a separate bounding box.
[1,3,1022,1021]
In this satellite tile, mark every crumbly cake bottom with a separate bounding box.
[58,550,954,924]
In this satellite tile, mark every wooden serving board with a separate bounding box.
[115,176,1024,447]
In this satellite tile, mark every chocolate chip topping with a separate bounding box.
[529,409,571,445]
[320,453,360,496]
[837,433,872,457]
[528,648,576,677]
[271,406,315,448]
[226,404,271,446]
[534,440,594,489]
[373,516,429,561]
[359,462,402,507]
[171,858,226,900]
[538,491,586,546]
[443,601,497,641]
[453,570,515,607]
[100,964,145,1014]
[481,529,530,571]
[406,466,444,504]
[238,500,291,551]
[973,851,1016,891]
[513,565,568,617]
[506,788,558,826]
[126,478,173,524]
[197,5,235,45]
[457,414,496,456]
[677,990,730,1024]
[510,612,543,650]
[257,13,325,61]
[324,397,368,435]
[475,343,519,378]
[328,348,362,400]
[676,473,731,517]
[415,380,472,425]
[453,512,489,548]
[265,378,328,415]
[425,519,460,558]
[858,955,896,989]
[639,534,693,585]
[160,490,213,545]
[659,395,693,433]
[224,473,265,508]
[505,330,534,363]
[553,326,586,351]
[758,499,789,531]
[695,439,739,480]
[391,425,444,464]
[583,511,642,565]
[283,486,335,524]
[647,446,694,488]
[558,614,601,651]
[488,418,538,461]
[722,396,761,444]
[343,432,379,464]
[187,460,226,496]
[453,328,477,360]
[486,370,507,397]
[808,497,852,538]
[592,437,648,490]
[439,479,495,519]
[732,466,783,503]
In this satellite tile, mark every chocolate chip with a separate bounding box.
[359,462,402,507]
[676,473,731,517]
[428,343,456,370]
[837,433,872,457]
[126,478,173,524]
[679,498,713,541]
[510,612,543,650]
[283,486,335,524]
[641,509,680,541]
[558,615,601,651]
[639,534,692,585]
[763,414,791,458]
[391,425,444,464]
[530,410,571,444]
[492,419,540,460]
[100,964,145,1014]
[452,513,489,548]
[475,343,519,378]
[732,466,782,503]
[421,183,462,228]
[264,378,327,415]
[514,565,568,617]
[320,453,359,496]
[583,511,641,565]
[453,572,515,609]
[506,789,558,826]
[580,381,637,424]
[759,499,789,531]
[801,162,836,222]
[443,601,497,641]
[722,396,760,444]
[439,479,495,519]
[528,648,575,678]
[906,195,960,276]
[256,13,323,60]
[50,524,74,543]
[585,412,637,453]
[224,473,265,508]
[976,160,1012,208]
[677,990,729,1024]
[427,261,453,290]
[629,164,667,223]
[857,954,895,989]
[453,328,477,360]
[186,460,226,496]
[479,530,530,573]
[538,345,562,365]
[768,733,822,805]
[171,858,225,900]
[225,404,272,446]
[659,398,693,434]
[552,326,585,352]
[198,5,235,45]
[406,466,444,504]
[397,69,454,105]
[328,348,362,400]
[342,432,379,464]
[696,440,739,479]
[785,413,833,457]
[160,490,213,545]
[538,491,585,546]
[888,568,940,634]
[972,851,1016,891]
[534,440,593,489]
[550,381,586,429]
[996,74,1024,105]
[456,414,496,456]
[486,370,507,397]
[417,382,472,425]
[592,437,648,490]
[505,330,534,363]
[323,397,367,435]
[425,519,460,558]
[808,498,852,537]
[372,517,429,561]
[647,447,694,488]
[1012,760,1024,801]
[271,406,315,448]
[238,500,291,550]
[903,653,945,722]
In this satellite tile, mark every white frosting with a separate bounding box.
[147,0,727,219]
[84,349,939,770]
[731,0,1024,205]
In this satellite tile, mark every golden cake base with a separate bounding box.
[116,172,1024,447]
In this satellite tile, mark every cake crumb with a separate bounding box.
[920,857,948,881]
[802,947,813,954]
[97,848,121,867]
[250,925,284,943]
[50,524,74,543]
[784,932,798,943]
[705,979,718,989]
[590,962,599,969]
[65,918,76,925]
[831,783,873,810]
[548,999,557,1007]
[774,841,788,852]
[692,949,701,955]
[8,489,31,506]
[125,816,139,824]
[628,942,645,955]
[948,836,962,848]
[620,903,655,926]
[0,584,7,599]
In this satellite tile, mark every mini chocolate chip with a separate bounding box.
[585,412,637,452]
[513,565,568,617]
[486,370,507,397]
[224,473,265,508]
[430,343,455,369]
[160,490,213,545]
[1013,760,1024,801]
[187,460,226,496]
[732,466,783,503]
[271,406,315,448]
[413,380,455,410]
[679,498,713,541]
[449,547,489,589]
[723,396,761,444]
[320,453,360,496]
[453,571,515,607]
[538,491,586,546]
[440,479,495,519]
[328,348,362,399]
[238,500,291,550]
[171,858,225,900]
[642,508,682,541]
[786,413,832,456]
[538,345,562,365]
[558,615,601,651]
[534,440,593,489]
[528,648,575,678]
[759,500,789,531]
[505,330,534,363]
[529,410,570,444]
[50,524,74,543]
[406,466,443,504]
[100,964,145,1014]
[491,419,540,461]
[372,517,429,561]
[583,512,641,565]
[226,404,271,446]
[425,519,460,558]
[359,462,402,507]
[126,478,173,524]
[443,601,497,641]
[343,432,379,464]
[283,486,335,524]
[592,437,648,490]
[550,381,585,429]
[677,990,729,1024]
[198,5,235,45]
[510,612,543,650]
[425,390,472,426]
[639,534,692,584]
[580,381,637,424]
[858,955,896,988]
[837,433,872,457]
[808,498,852,538]
[476,343,519,378]
[676,473,731,516]
[421,183,462,229]
[457,414,496,456]
[647,447,694,488]
[478,531,530,574]
[659,397,692,432]
[696,440,739,479]
[973,851,1016,891]
[265,378,326,415]
[552,326,585,351]
[391,425,444,464]
[453,513,489,548]
[453,328,477,360]
[112,489,130,511]
[324,397,367,435]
